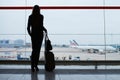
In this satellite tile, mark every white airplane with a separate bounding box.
[70,40,116,53]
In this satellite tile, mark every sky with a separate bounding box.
[0,0,120,45]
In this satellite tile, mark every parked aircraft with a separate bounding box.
[70,40,116,53]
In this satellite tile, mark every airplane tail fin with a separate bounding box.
[69,40,79,47]
[73,40,79,46]
[70,40,75,47]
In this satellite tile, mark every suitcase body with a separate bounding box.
[44,33,55,71]
[45,51,55,71]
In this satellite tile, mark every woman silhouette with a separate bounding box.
[27,5,47,72]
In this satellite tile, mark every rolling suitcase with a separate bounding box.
[44,33,55,71]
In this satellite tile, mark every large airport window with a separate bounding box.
[0,0,120,61]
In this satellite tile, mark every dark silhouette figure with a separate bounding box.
[27,5,47,72]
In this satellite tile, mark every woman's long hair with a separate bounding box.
[32,5,40,16]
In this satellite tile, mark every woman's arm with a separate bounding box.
[27,16,31,36]
[42,15,47,33]
[43,26,47,33]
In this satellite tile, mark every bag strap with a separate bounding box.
[44,32,49,51]
[45,32,49,40]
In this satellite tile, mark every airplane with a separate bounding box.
[70,40,116,53]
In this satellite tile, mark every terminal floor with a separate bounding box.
[0,65,120,80]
